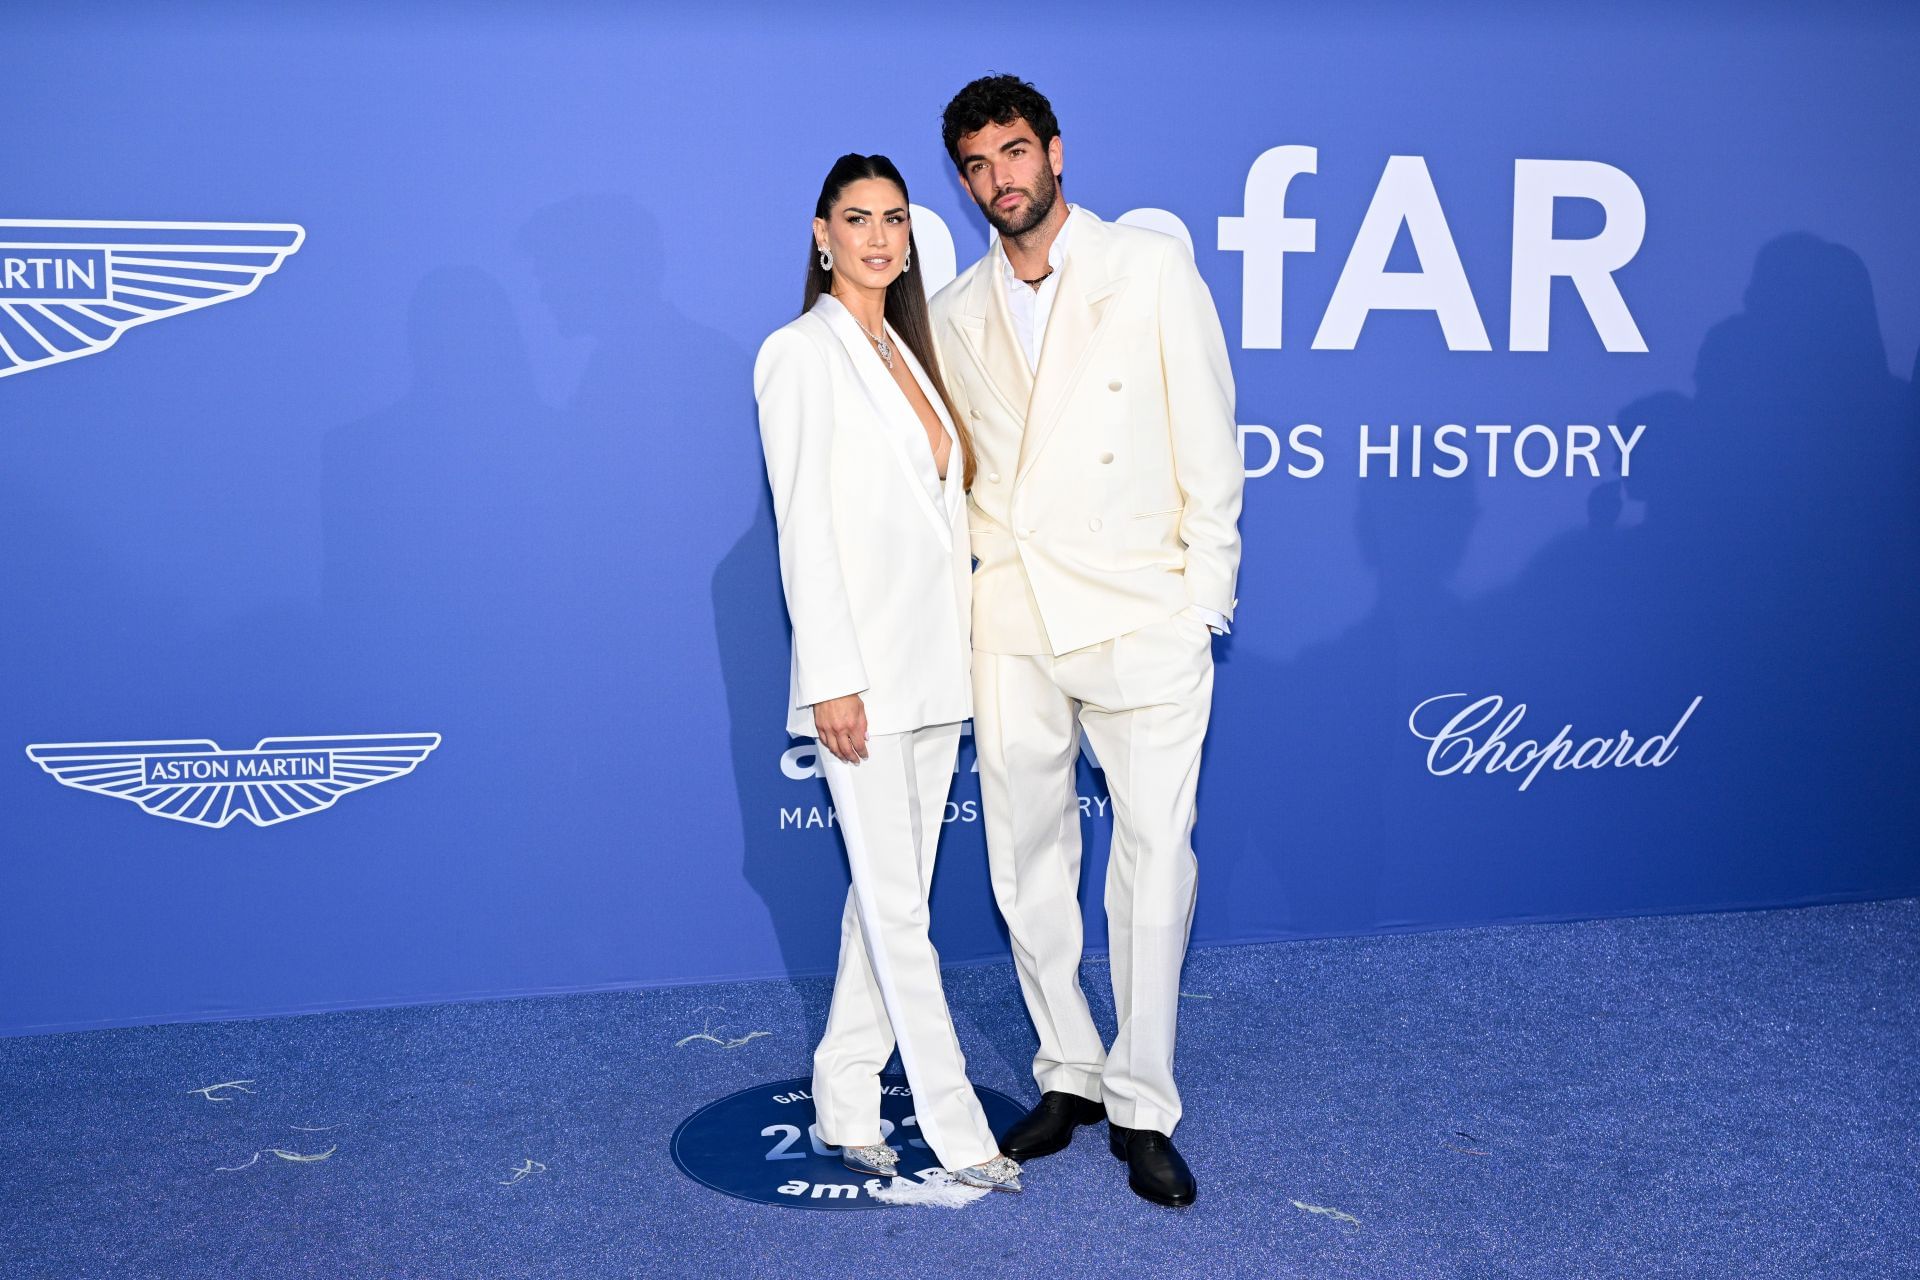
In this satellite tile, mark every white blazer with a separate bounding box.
[753,293,972,738]
[931,208,1243,656]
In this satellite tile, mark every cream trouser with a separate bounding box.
[972,610,1215,1136]
[811,721,1000,1171]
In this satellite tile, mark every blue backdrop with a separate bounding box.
[5,2,1918,1035]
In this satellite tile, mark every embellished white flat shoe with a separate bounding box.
[842,1143,900,1177]
[950,1154,1023,1193]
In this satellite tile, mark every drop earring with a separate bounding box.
[818,245,833,271]
[902,245,912,274]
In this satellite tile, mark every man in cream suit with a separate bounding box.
[931,76,1243,1207]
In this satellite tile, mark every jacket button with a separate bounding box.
[1098,451,1114,464]
[1088,518,1103,532]
[1108,380,1122,391]
[988,471,1001,484]
[1016,528,1029,540]
[970,408,982,419]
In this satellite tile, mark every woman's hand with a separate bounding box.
[814,694,869,763]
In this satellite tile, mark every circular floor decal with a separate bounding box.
[670,1075,1028,1209]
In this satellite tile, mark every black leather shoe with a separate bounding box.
[1000,1091,1107,1160]
[1109,1123,1197,1207]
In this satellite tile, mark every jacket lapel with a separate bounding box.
[815,295,953,546]
[896,339,965,524]
[950,260,1033,422]
[1019,215,1129,480]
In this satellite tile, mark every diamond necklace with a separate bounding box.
[855,318,895,370]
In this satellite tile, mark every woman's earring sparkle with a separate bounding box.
[819,246,833,271]
[902,245,912,274]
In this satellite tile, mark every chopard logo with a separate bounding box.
[0,219,303,378]
[24,734,440,828]
[1408,694,1702,791]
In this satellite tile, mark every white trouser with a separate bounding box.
[972,611,1214,1136]
[811,721,1000,1171]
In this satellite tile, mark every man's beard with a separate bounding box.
[981,166,1060,240]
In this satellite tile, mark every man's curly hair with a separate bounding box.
[941,74,1061,168]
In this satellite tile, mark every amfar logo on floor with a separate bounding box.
[1408,694,1702,791]
[23,734,440,828]
[0,219,304,378]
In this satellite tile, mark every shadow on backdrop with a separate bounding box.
[1205,230,1919,947]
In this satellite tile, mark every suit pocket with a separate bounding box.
[1123,508,1185,566]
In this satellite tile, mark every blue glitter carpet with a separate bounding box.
[3,900,1916,1278]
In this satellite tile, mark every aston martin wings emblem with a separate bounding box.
[24,734,440,828]
[0,219,304,378]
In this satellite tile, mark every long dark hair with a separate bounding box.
[803,153,976,489]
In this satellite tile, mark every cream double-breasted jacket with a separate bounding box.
[931,209,1243,656]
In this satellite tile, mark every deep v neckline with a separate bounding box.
[815,294,959,539]
[861,316,954,482]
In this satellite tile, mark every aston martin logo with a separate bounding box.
[0,219,304,378]
[24,734,440,828]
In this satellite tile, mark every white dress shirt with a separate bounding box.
[999,206,1229,635]
[999,205,1075,372]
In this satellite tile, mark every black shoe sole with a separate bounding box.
[1003,1132,1072,1161]
[1127,1179,1198,1208]
[1108,1129,1197,1208]
[1002,1098,1107,1161]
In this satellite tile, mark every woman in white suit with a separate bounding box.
[752,153,1020,1193]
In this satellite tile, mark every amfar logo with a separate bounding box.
[1408,694,1701,792]
[774,728,1113,831]
[0,219,304,378]
[24,734,440,828]
[911,149,1645,353]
